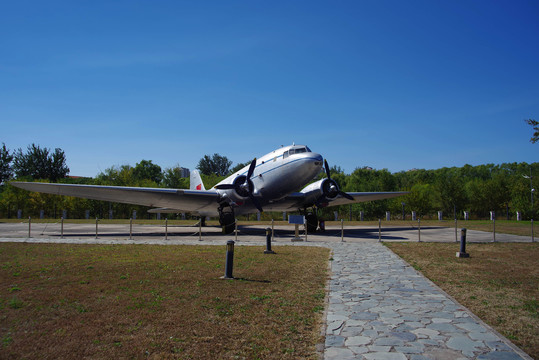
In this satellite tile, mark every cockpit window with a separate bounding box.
[289,146,309,155]
[283,146,310,158]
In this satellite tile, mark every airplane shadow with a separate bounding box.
[44,225,442,241]
[239,226,442,241]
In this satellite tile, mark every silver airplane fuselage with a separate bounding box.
[213,145,323,215]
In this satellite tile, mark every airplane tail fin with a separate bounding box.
[190,170,206,191]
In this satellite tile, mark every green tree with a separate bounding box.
[0,183,30,218]
[199,173,226,189]
[133,160,162,184]
[347,167,396,192]
[12,144,69,181]
[510,167,537,219]
[162,165,189,189]
[344,167,397,219]
[197,154,232,176]
[229,161,251,175]
[96,165,134,186]
[405,183,436,216]
[525,119,538,143]
[434,170,467,218]
[0,143,13,185]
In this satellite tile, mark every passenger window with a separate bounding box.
[283,151,289,159]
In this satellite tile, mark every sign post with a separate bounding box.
[288,215,305,241]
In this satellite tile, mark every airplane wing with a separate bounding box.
[263,191,409,212]
[318,191,409,207]
[11,182,220,215]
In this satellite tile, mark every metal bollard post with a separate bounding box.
[165,218,168,240]
[532,219,534,242]
[95,217,99,239]
[418,218,421,242]
[129,218,133,240]
[235,219,238,242]
[28,216,31,238]
[456,228,470,258]
[223,240,235,279]
[264,227,276,254]
[61,217,64,238]
[455,218,458,242]
[378,218,382,242]
[493,218,496,242]
[341,219,344,242]
[198,218,202,241]
[271,218,274,240]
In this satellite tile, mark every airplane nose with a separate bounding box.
[312,153,323,166]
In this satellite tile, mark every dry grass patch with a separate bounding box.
[0,243,329,359]
[385,242,538,359]
[456,220,535,237]
[339,219,535,237]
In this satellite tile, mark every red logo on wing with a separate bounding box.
[196,184,201,190]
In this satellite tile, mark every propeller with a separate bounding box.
[316,159,353,207]
[215,158,263,212]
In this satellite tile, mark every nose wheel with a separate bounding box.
[219,206,236,234]
[305,212,319,233]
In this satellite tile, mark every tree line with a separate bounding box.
[329,162,537,221]
[0,143,537,221]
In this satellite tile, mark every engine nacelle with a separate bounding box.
[229,175,253,198]
[215,158,264,212]
[299,178,341,207]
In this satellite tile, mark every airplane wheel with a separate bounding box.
[222,223,235,234]
[220,212,235,234]
[305,213,318,233]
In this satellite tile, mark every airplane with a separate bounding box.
[12,144,408,234]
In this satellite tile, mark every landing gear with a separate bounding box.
[219,206,236,234]
[303,209,319,233]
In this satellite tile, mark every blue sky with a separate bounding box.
[1,1,538,177]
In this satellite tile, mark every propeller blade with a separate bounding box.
[215,184,235,190]
[321,159,354,202]
[249,194,263,213]
[247,158,257,179]
[339,191,354,201]
[324,159,331,180]
[246,159,263,212]
[218,158,263,212]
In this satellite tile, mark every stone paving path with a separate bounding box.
[324,241,530,360]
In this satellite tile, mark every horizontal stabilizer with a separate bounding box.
[148,208,181,213]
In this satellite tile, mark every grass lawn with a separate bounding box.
[385,242,539,359]
[0,243,329,359]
